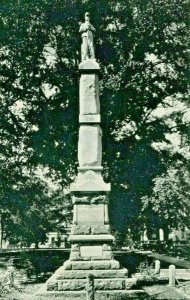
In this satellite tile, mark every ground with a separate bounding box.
[144,284,190,299]
[0,283,42,300]
[1,283,190,300]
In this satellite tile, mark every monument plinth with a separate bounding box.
[37,13,139,299]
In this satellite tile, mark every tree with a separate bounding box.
[100,0,189,238]
[2,176,72,248]
[141,163,190,239]
[0,0,189,244]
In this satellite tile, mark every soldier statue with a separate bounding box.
[79,12,95,61]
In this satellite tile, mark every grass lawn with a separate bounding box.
[0,283,44,300]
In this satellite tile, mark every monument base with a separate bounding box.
[36,191,134,296]
[36,242,136,297]
[36,258,140,298]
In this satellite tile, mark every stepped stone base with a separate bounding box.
[36,256,137,297]
[38,258,131,291]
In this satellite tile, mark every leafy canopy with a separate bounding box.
[0,0,189,243]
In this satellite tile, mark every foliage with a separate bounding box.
[137,259,154,276]
[141,165,190,237]
[0,0,189,244]
[0,173,72,247]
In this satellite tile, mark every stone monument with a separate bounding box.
[36,13,137,299]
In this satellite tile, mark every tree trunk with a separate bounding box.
[0,214,3,251]
[35,241,39,249]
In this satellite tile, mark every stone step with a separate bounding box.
[47,278,137,291]
[36,289,148,300]
[96,290,150,300]
[62,259,121,270]
[55,268,128,280]
[36,287,86,299]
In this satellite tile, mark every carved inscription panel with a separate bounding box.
[80,246,102,257]
[77,204,104,225]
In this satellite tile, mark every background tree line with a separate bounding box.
[0,0,189,247]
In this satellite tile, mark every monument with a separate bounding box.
[37,13,138,299]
